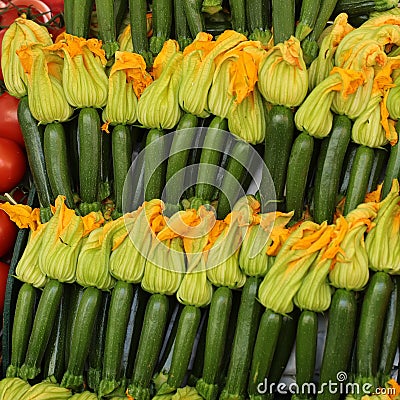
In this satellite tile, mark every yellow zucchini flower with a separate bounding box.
[239,211,293,277]
[365,180,400,274]
[39,196,104,283]
[387,73,400,120]
[137,40,183,129]
[46,33,108,108]
[179,30,247,117]
[76,218,127,290]
[102,51,152,129]
[258,36,308,108]
[329,202,378,291]
[308,13,354,90]
[16,43,73,124]
[1,17,52,98]
[118,24,134,52]
[70,391,99,399]
[20,381,72,399]
[208,41,266,119]
[0,377,31,398]
[110,200,165,283]
[258,221,333,314]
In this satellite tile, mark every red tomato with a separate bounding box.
[0,137,27,192]
[0,92,25,148]
[43,0,63,15]
[0,209,17,258]
[0,261,10,314]
[0,0,51,27]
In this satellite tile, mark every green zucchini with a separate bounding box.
[196,117,228,203]
[159,306,202,393]
[69,0,94,38]
[313,115,351,224]
[216,139,252,220]
[63,0,75,34]
[382,122,400,198]
[17,96,53,209]
[378,277,400,387]
[87,292,111,392]
[112,125,133,215]
[43,122,76,209]
[183,0,205,38]
[248,308,282,399]
[264,105,295,205]
[61,286,103,391]
[339,142,358,196]
[229,0,247,34]
[295,0,321,41]
[99,120,112,203]
[271,0,295,44]
[65,116,80,194]
[355,272,394,391]
[19,279,64,381]
[144,128,166,202]
[368,147,389,193]
[165,113,198,211]
[114,0,129,35]
[174,0,192,49]
[6,283,37,378]
[285,132,314,222]
[334,0,398,16]
[150,0,173,55]
[128,294,170,400]
[343,145,374,216]
[317,289,357,400]
[78,107,102,207]
[42,286,69,383]
[99,281,135,397]
[247,0,272,43]
[95,0,119,58]
[295,311,318,399]
[220,277,263,400]
[196,287,233,400]
[128,0,152,65]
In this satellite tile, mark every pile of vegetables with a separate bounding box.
[0,0,400,399]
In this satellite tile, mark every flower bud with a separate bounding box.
[177,269,213,307]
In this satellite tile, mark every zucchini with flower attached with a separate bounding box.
[94,0,119,58]
[246,0,271,45]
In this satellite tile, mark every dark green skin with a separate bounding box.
[368,147,389,194]
[68,0,94,38]
[317,289,357,400]
[382,121,400,198]
[272,0,295,44]
[229,0,247,34]
[183,0,205,37]
[150,0,173,55]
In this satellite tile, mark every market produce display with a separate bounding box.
[0,0,400,399]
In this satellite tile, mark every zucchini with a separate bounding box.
[196,287,233,400]
[183,0,205,38]
[285,133,314,222]
[271,0,295,44]
[144,128,166,202]
[317,289,357,400]
[334,0,398,16]
[19,279,64,380]
[17,96,53,209]
[216,139,252,220]
[295,0,321,41]
[42,286,69,383]
[196,117,228,203]
[63,0,75,34]
[78,108,102,207]
[174,0,192,49]
[61,286,103,391]
[94,0,119,58]
[229,0,247,34]
[247,0,272,43]
[313,115,351,224]
[87,292,111,392]
[99,120,112,202]
[165,113,198,211]
[264,105,295,205]
[114,0,129,35]
[295,311,318,399]
[248,308,282,398]
[220,277,263,400]
[6,283,37,378]
[111,125,133,215]
[368,147,389,193]
[150,0,173,55]
[355,272,394,391]
[382,122,400,198]
[159,306,202,393]
[69,0,94,38]
[378,277,400,387]
[343,145,374,216]
[339,142,358,196]
[65,116,80,194]
[99,281,135,397]
[128,294,170,400]
[43,122,76,209]
[128,0,152,65]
